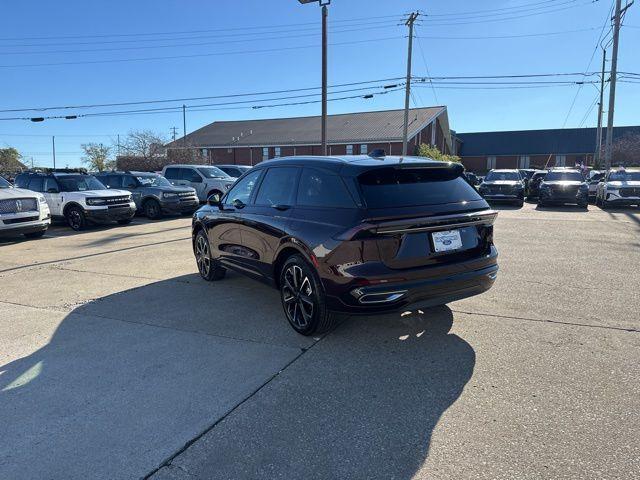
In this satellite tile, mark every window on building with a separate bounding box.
[262,147,269,161]
[556,155,566,167]
[275,147,281,157]
[346,144,353,155]
[519,155,530,169]
[360,144,368,155]
[487,156,497,170]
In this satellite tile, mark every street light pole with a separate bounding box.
[298,0,330,155]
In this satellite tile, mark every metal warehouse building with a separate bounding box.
[167,107,453,165]
[456,126,640,174]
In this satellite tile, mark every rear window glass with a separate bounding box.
[297,168,355,208]
[358,167,482,208]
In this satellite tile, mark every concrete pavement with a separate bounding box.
[1,203,639,479]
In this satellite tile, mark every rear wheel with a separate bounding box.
[144,199,162,220]
[66,206,86,231]
[279,254,339,336]
[24,230,46,239]
[194,230,226,281]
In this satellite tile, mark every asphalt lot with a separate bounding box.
[1,202,639,479]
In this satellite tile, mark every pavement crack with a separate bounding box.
[452,308,639,333]
[142,331,327,480]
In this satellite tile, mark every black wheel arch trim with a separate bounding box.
[62,202,86,216]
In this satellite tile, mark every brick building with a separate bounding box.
[456,126,640,174]
[166,107,452,165]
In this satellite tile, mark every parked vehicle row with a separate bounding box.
[474,166,640,210]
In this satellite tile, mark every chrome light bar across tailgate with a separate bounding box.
[374,210,498,235]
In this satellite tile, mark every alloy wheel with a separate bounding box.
[195,235,211,277]
[68,210,82,230]
[282,264,315,329]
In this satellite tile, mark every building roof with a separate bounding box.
[168,107,448,148]
[457,126,640,156]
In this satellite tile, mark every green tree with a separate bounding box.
[0,147,26,171]
[415,143,461,163]
[81,143,114,171]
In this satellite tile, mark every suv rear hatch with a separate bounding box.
[354,164,496,270]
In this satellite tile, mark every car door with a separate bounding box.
[240,166,300,279]
[204,169,264,272]
[42,177,63,216]
[178,168,207,200]
[164,167,181,186]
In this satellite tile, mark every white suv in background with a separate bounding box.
[595,167,640,208]
[162,165,236,202]
[15,171,136,231]
[0,175,51,239]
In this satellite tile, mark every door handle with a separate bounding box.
[272,204,291,211]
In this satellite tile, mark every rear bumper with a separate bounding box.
[325,249,498,315]
[85,205,136,223]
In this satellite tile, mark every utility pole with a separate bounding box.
[402,11,419,156]
[321,3,328,155]
[117,134,121,157]
[604,0,628,169]
[595,48,606,166]
[182,105,187,147]
[52,136,56,169]
[170,127,178,142]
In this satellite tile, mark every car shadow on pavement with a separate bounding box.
[159,305,476,480]
[0,274,475,480]
[535,204,588,212]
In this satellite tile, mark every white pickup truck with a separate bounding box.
[0,175,51,239]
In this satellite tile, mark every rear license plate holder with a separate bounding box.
[432,229,463,253]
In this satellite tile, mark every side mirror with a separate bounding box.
[207,193,221,206]
[47,187,59,193]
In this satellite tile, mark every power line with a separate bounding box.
[0,36,404,69]
[422,0,583,20]
[414,27,439,104]
[415,27,601,40]
[424,0,572,17]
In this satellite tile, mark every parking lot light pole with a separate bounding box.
[298,0,330,155]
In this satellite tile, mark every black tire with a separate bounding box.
[537,200,545,208]
[144,199,162,220]
[515,199,524,208]
[601,199,610,209]
[279,254,340,336]
[24,230,46,239]
[117,218,132,225]
[595,194,602,207]
[194,230,226,281]
[578,202,588,211]
[66,206,86,231]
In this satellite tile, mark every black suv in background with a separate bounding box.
[526,170,547,200]
[96,171,199,219]
[538,169,589,209]
[478,169,526,207]
[192,155,498,335]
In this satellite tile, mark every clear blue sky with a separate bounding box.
[0,0,638,168]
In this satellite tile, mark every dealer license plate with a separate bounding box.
[432,229,463,253]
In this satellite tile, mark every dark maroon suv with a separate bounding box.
[192,155,498,335]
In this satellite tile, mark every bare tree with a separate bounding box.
[612,133,640,167]
[81,143,114,172]
[118,130,167,161]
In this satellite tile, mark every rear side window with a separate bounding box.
[181,168,201,182]
[164,168,180,180]
[255,167,299,206]
[297,168,355,208]
[15,175,29,189]
[358,167,482,208]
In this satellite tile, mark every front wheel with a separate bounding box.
[66,206,86,231]
[194,230,226,281]
[279,255,339,336]
[144,199,162,220]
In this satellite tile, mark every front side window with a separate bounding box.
[56,175,107,192]
[255,167,299,206]
[43,178,59,193]
[182,168,202,182]
[297,168,355,208]
[164,168,180,180]
[0,176,10,188]
[485,171,521,181]
[224,169,262,206]
[27,177,44,192]
[359,167,482,209]
[123,175,138,188]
